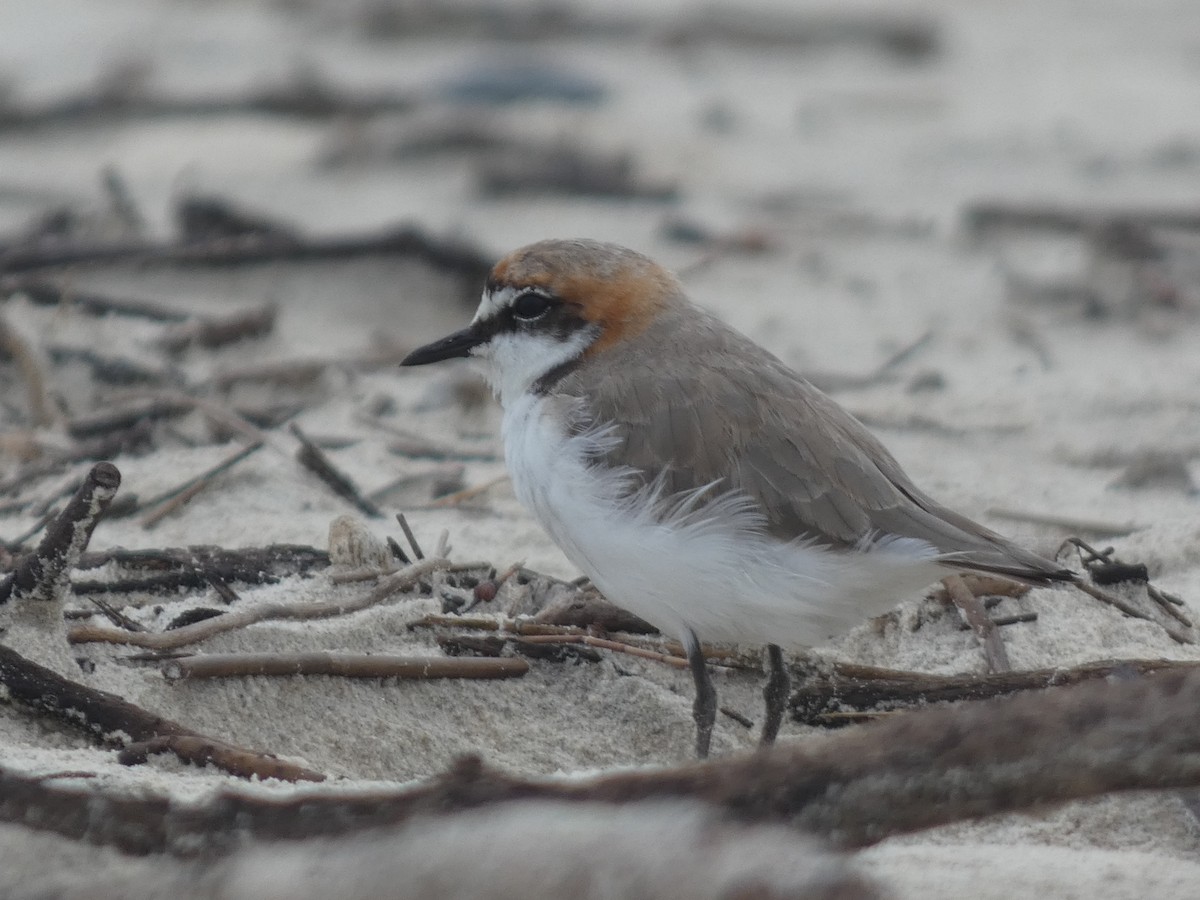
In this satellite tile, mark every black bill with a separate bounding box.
[400,325,487,366]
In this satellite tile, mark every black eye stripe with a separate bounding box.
[512,291,554,320]
[484,291,596,347]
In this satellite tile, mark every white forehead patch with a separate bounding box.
[472,284,532,325]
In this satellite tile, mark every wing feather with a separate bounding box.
[557,305,1070,583]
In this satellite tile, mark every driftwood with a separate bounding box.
[0,77,416,133]
[157,303,277,353]
[0,462,120,605]
[5,277,191,321]
[0,643,322,782]
[0,224,491,284]
[964,201,1200,238]
[161,651,529,681]
[359,4,939,60]
[65,396,194,440]
[70,544,330,596]
[788,657,1200,722]
[116,734,322,781]
[3,666,1200,856]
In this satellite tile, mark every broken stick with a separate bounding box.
[0,462,121,605]
[291,423,382,518]
[0,643,322,782]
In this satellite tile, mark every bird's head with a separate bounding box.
[401,239,681,402]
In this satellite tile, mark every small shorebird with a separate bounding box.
[402,239,1073,757]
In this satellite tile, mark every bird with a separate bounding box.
[401,238,1075,757]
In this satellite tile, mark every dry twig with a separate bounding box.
[0,224,491,285]
[117,735,323,781]
[158,303,277,353]
[161,651,529,681]
[138,440,264,528]
[69,556,449,649]
[964,201,1200,238]
[788,657,1200,721]
[424,474,509,508]
[72,543,329,595]
[291,423,382,518]
[942,574,1011,673]
[396,513,424,559]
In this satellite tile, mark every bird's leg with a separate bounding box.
[760,643,789,746]
[685,631,716,758]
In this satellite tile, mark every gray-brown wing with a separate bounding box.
[559,324,1068,583]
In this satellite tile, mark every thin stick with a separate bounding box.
[68,557,449,649]
[117,735,324,781]
[139,441,264,528]
[1150,583,1193,627]
[514,634,689,668]
[1062,536,1194,630]
[426,475,509,507]
[413,613,754,669]
[396,513,424,560]
[928,573,1029,603]
[1070,576,1193,644]
[161,652,528,681]
[158,304,276,353]
[386,535,411,565]
[943,574,1011,673]
[291,423,381,518]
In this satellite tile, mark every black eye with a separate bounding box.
[512,291,553,321]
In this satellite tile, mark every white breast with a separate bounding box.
[502,391,946,649]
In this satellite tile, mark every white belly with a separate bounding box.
[502,392,945,648]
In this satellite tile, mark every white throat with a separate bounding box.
[474,329,593,407]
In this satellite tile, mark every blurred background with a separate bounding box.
[4,0,1200,347]
[2,0,1200,544]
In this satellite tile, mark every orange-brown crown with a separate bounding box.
[487,240,680,355]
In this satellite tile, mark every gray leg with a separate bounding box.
[685,631,716,758]
[760,643,789,746]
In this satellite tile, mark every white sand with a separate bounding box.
[3,0,1200,896]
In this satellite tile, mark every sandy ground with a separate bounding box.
[3,0,1200,896]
